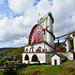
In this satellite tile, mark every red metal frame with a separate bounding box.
[56,46,61,52]
[28,24,45,45]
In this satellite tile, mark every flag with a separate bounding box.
[50,3,53,5]
[38,14,40,16]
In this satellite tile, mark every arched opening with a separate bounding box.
[70,37,74,52]
[36,47,41,52]
[61,47,66,52]
[73,53,75,59]
[25,54,29,60]
[32,55,38,62]
[26,48,28,52]
[29,46,34,53]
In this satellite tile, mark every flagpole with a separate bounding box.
[50,4,51,12]
[50,3,53,12]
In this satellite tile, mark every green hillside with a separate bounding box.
[0,47,24,57]
[0,46,75,75]
[0,47,24,68]
[17,60,75,75]
[0,60,75,75]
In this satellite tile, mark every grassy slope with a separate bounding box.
[18,65,64,75]
[18,60,75,75]
[0,72,3,75]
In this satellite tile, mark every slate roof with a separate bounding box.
[56,54,67,58]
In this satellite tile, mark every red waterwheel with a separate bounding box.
[28,24,45,45]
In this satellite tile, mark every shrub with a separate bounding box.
[0,59,5,62]
[3,57,12,61]
[4,67,18,75]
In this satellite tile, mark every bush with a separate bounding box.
[16,63,27,70]
[3,57,12,61]
[0,59,5,62]
[14,54,22,60]
[4,67,18,75]
[0,59,5,66]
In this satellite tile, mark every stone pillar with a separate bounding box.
[45,13,54,52]
[66,39,70,52]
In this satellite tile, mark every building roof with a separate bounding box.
[25,41,45,47]
[52,54,67,58]
[56,54,66,58]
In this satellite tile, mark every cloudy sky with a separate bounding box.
[0,0,75,48]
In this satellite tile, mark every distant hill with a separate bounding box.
[0,47,19,51]
[0,47,24,57]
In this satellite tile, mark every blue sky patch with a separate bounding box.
[69,15,72,19]
[33,0,40,6]
[0,0,23,19]
[48,0,53,2]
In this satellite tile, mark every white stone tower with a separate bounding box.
[37,12,55,52]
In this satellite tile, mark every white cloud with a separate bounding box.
[14,37,28,46]
[0,37,28,47]
[0,0,75,47]
[0,16,31,42]
[52,0,75,37]
[8,0,35,13]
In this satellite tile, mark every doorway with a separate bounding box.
[54,60,57,65]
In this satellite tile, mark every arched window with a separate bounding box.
[38,47,41,52]
[26,49,28,52]
[32,55,38,62]
[36,47,41,52]
[25,54,29,60]
[69,37,74,51]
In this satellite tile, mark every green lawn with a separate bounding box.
[1,60,75,75]
[17,65,64,75]
[17,60,75,75]
[0,72,3,75]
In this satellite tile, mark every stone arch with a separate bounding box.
[25,54,29,60]
[32,54,38,62]
[69,37,74,51]
[36,46,41,52]
[29,46,34,53]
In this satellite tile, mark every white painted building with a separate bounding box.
[65,33,75,52]
[22,12,75,65]
[51,54,67,65]
[22,12,55,64]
